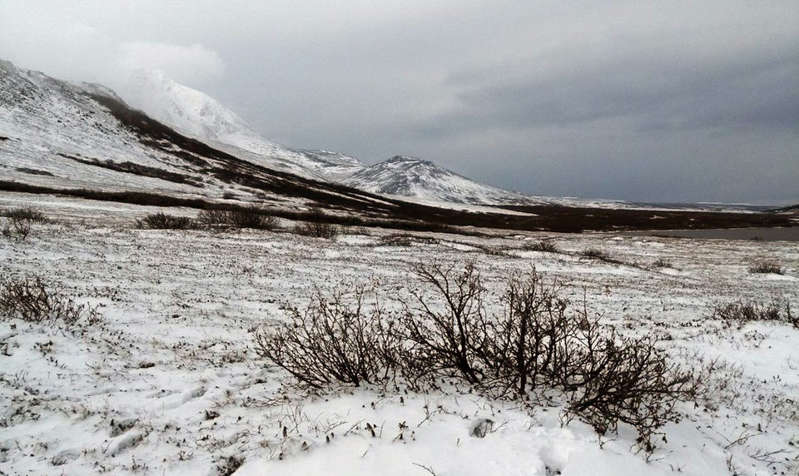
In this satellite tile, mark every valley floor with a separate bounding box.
[0,195,798,475]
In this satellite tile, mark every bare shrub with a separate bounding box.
[1,207,47,241]
[197,206,278,230]
[291,207,340,239]
[293,221,339,239]
[478,269,571,397]
[524,240,559,253]
[712,299,796,328]
[748,261,783,275]
[254,285,400,388]
[2,207,48,223]
[2,216,32,241]
[398,262,489,384]
[581,248,609,260]
[135,212,195,230]
[254,262,692,450]
[0,276,100,326]
[228,207,278,230]
[196,209,228,228]
[400,263,690,448]
[558,320,691,449]
[580,248,624,265]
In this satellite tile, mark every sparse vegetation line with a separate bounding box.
[0,179,791,235]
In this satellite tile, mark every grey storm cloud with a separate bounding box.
[400,43,799,163]
[1,0,797,203]
[440,52,799,133]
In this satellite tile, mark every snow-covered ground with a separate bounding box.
[0,195,797,475]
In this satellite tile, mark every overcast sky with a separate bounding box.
[1,1,797,203]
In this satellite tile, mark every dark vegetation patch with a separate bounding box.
[523,240,559,253]
[773,203,799,213]
[56,153,202,187]
[378,233,440,247]
[0,181,465,235]
[712,299,796,329]
[1,207,48,241]
[0,275,100,326]
[255,263,693,452]
[497,204,791,233]
[137,207,280,231]
[748,260,783,275]
[197,206,278,230]
[15,167,53,176]
[2,207,48,223]
[5,175,788,237]
[293,220,340,239]
[216,456,245,476]
[135,212,194,230]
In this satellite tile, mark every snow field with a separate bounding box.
[0,200,797,475]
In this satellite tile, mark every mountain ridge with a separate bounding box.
[113,69,540,205]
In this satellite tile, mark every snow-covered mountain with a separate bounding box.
[119,69,363,181]
[0,59,208,195]
[1,59,629,209]
[116,71,545,205]
[342,155,529,205]
[0,59,396,214]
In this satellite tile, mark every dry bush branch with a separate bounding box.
[399,262,488,385]
[255,284,400,388]
[0,276,100,326]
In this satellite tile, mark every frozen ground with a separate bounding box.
[0,196,797,475]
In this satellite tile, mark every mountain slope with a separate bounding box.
[119,69,363,181]
[0,59,207,195]
[0,59,400,214]
[342,155,529,205]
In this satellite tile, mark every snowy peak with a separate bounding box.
[122,69,252,141]
[342,155,527,205]
[116,69,363,181]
